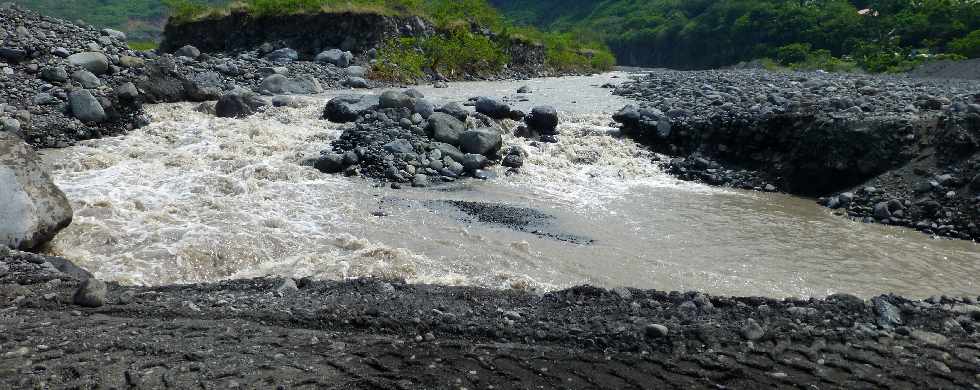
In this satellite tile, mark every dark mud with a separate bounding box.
[3,251,980,389]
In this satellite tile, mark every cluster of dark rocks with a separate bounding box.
[315,90,558,187]
[613,69,980,241]
[138,43,374,108]
[0,4,146,148]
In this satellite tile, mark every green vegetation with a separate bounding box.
[14,0,615,77]
[950,29,980,58]
[489,0,980,72]
[163,0,614,80]
[372,31,508,82]
[127,40,161,51]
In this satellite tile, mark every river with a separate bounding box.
[39,72,980,298]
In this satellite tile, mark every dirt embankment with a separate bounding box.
[160,11,431,58]
[3,251,980,389]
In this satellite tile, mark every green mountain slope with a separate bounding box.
[8,0,225,41]
[489,0,980,70]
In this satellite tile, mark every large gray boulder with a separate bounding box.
[175,45,201,59]
[437,102,469,121]
[259,74,323,95]
[426,112,466,145]
[0,132,73,250]
[71,70,101,88]
[475,97,510,119]
[459,128,503,156]
[315,49,354,68]
[68,90,106,123]
[414,99,435,118]
[67,52,109,75]
[184,71,223,101]
[346,66,368,78]
[379,90,414,109]
[101,28,127,41]
[525,105,559,134]
[39,66,68,83]
[215,90,270,118]
[323,94,380,122]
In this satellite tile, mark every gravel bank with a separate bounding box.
[3,251,980,388]
[0,4,146,148]
[613,69,980,241]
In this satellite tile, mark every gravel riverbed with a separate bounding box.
[3,250,980,389]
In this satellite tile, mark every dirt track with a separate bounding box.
[2,251,980,389]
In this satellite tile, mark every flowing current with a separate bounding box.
[40,72,980,298]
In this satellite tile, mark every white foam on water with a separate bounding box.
[44,101,455,286]
[39,74,980,298]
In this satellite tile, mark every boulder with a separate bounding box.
[68,90,106,123]
[414,99,435,118]
[461,153,489,171]
[115,82,140,102]
[344,77,369,89]
[0,132,73,250]
[475,97,511,119]
[431,142,466,162]
[183,71,223,102]
[315,49,354,68]
[323,94,380,123]
[315,153,345,173]
[101,28,127,41]
[118,55,145,68]
[39,66,68,83]
[215,90,270,118]
[459,128,503,156]
[525,105,559,134]
[437,102,469,121]
[0,47,27,63]
[426,113,466,145]
[379,90,414,109]
[346,66,368,78]
[383,139,414,154]
[67,52,110,75]
[259,74,322,95]
[873,202,892,220]
[175,45,201,59]
[1,118,23,139]
[71,70,101,88]
[264,48,298,62]
[73,278,106,308]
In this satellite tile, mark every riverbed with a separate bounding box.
[40,72,980,298]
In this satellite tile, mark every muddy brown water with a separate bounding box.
[39,72,980,298]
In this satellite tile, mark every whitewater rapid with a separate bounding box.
[40,73,980,298]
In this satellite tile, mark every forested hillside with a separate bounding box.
[9,0,224,41]
[490,0,980,71]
